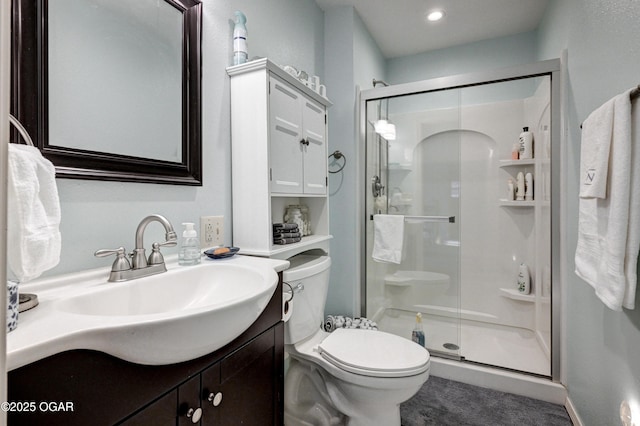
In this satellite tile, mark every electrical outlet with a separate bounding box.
[200,216,224,248]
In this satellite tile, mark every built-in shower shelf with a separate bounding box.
[498,159,536,168]
[498,199,535,207]
[388,163,412,171]
[499,288,535,302]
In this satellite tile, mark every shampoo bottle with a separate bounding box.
[525,172,534,201]
[511,143,520,160]
[232,11,248,65]
[507,179,515,201]
[179,222,201,266]
[411,312,425,347]
[519,127,533,159]
[517,263,531,294]
[516,172,525,201]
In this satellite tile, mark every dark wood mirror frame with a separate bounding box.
[11,0,203,185]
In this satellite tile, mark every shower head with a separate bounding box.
[373,78,389,87]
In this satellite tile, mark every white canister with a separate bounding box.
[7,280,19,332]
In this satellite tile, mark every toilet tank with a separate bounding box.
[283,253,331,345]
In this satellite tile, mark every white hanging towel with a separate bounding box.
[579,96,615,198]
[7,144,62,282]
[575,87,638,310]
[372,214,404,264]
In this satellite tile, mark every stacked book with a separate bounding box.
[273,223,302,245]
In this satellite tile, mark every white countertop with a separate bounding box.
[7,254,289,371]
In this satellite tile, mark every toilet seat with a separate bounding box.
[317,328,430,378]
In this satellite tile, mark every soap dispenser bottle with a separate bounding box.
[179,222,201,266]
[232,11,248,65]
[517,263,531,294]
[411,313,425,347]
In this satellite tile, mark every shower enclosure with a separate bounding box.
[360,60,560,378]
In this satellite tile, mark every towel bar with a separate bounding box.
[8,114,35,147]
[580,84,640,129]
[369,215,456,223]
[404,215,456,223]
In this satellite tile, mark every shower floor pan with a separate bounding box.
[375,308,550,376]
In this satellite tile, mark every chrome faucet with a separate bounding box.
[95,214,178,282]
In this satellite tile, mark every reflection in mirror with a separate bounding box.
[49,0,183,163]
[11,0,202,185]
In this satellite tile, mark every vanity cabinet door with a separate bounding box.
[120,390,177,426]
[201,362,222,425]
[178,375,203,426]
[200,325,283,425]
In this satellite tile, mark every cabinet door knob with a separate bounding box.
[300,138,310,146]
[207,391,223,406]
[186,407,202,423]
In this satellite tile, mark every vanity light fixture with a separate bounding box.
[426,9,445,22]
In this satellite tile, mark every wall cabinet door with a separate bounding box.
[269,76,326,195]
[301,97,328,194]
[269,77,304,194]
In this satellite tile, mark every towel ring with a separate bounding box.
[8,114,35,147]
[328,150,346,173]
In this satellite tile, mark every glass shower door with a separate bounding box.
[364,90,462,358]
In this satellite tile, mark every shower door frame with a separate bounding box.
[358,58,562,382]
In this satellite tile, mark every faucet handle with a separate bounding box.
[148,242,165,265]
[94,247,131,272]
[148,239,179,265]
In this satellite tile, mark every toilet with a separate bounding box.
[283,253,430,426]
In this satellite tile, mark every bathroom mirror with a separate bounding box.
[11,0,202,185]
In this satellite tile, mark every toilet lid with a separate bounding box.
[317,328,430,378]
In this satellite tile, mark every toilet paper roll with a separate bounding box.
[7,280,19,333]
[282,297,292,322]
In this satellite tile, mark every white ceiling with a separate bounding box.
[314,0,549,59]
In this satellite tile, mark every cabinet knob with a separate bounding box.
[300,138,310,146]
[186,407,202,423]
[207,391,223,407]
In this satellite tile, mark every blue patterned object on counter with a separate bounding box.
[7,280,19,333]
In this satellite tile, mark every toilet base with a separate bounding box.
[285,358,346,425]
[285,355,427,426]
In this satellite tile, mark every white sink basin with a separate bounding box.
[56,264,267,317]
[6,256,288,370]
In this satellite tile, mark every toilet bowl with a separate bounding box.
[283,253,430,426]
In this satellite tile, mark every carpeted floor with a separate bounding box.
[400,376,573,426]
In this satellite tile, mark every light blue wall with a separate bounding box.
[324,6,385,316]
[48,0,325,276]
[537,0,640,424]
[386,31,538,84]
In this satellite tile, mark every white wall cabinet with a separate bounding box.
[227,58,332,259]
[269,77,327,195]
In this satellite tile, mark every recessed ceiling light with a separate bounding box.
[426,10,445,22]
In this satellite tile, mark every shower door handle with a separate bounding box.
[404,215,456,223]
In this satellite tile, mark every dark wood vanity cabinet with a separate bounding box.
[8,276,284,426]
